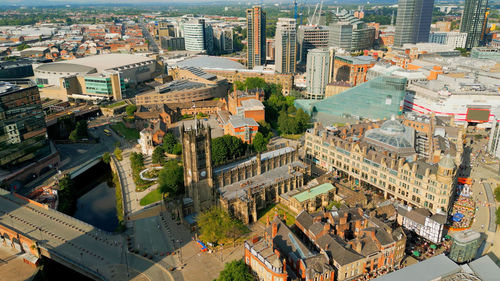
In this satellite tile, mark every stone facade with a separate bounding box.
[181,122,309,224]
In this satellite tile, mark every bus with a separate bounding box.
[103,129,111,136]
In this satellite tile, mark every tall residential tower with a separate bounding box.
[246,6,266,69]
[460,0,489,48]
[275,18,297,74]
[394,0,435,47]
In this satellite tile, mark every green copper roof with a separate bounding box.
[293,183,335,203]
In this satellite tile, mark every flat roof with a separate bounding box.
[293,183,335,203]
[36,63,96,73]
[468,255,500,281]
[51,54,155,72]
[228,115,259,128]
[177,55,245,70]
[372,254,461,281]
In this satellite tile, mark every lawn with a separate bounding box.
[110,122,140,140]
[140,188,162,206]
[257,203,297,226]
[281,133,304,140]
[103,100,126,108]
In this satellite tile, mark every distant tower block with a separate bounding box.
[181,120,215,214]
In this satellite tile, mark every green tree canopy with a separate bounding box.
[126,104,137,117]
[253,132,268,153]
[130,152,144,171]
[495,185,500,202]
[114,147,123,161]
[163,132,178,154]
[102,152,111,164]
[57,175,75,214]
[197,206,247,244]
[152,146,165,165]
[216,260,254,281]
[158,160,184,197]
[211,135,247,165]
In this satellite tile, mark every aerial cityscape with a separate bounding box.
[1,0,500,280]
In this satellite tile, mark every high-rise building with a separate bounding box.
[0,81,53,176]
[394,0,435,47]
[331,10,376,51]
[306,48,333,100]
[203,22,214,54]
[297,25,334,64]
[460,0,489,48]
[213,26,233,54]
[246,6,266,69]
[275,18,297,74]
[184,19,205,52]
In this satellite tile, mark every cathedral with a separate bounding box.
[181,122,309,224]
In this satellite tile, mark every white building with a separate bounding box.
[429,32,468,49]
[275,18,297,74]
[184,19,205,52]
[306,48,332,100]
[397,206,446,244]
[139,129,154,156]
[487,108,500,159]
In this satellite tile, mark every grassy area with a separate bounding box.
[110,122,140,140]
[281,133,304,140]
[140,188,162,206]
[327,200,342,210]
[112,172,125,232]
[257,203,297,226]
[102,100,126,108]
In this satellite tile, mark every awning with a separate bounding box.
[430,244,437,249]
[413,251,420,257]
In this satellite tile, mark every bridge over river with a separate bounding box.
[0,188,173,281]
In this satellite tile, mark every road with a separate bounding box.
[139,19,159,52]
[0,190,174,281]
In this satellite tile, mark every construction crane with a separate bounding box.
[293,0,298,21]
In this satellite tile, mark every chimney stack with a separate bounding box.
[272,221,278,238]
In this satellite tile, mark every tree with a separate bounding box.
[496,207,500,225]
[495,185,500,202]
[152,146,165,165]
[16,43,31,51]
[75,120,88,139]
[163,132,178,154]
[172,143,182,155]
[197,206,247,244]
[158,160,183,197]
[57,175,75,214]
[102,152,111,164]
[253,132,267,152]
[295,108,310,132]
[68,130,79,141]
[114,147,123,161]
[211,135,247,165]
[126,104,137,117]
[216,260,254,281]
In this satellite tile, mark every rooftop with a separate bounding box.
[293,183,335,203]
[49,53,155,72]
[372,254,461,281]
[218,161,305,201]
[451,229,481,243]
[176,55,245,70]
[35,63,96,74]
[467,255,500,281]
[154,79,206,93]
[228,115,259,128]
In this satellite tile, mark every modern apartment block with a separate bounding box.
[184,19,206,52]
[428,32,468,48]
[306,48,334,100]
[394,0,435,46]
[0,81,58,184]
[460,0,489,48]
[297,25,334,64]
[246,6,266,69]
[331,10,376,51]
[275,18,297,74]
[304,120,461,214]
[213,26,233,54]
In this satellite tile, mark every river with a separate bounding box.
[72,161,118,232]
